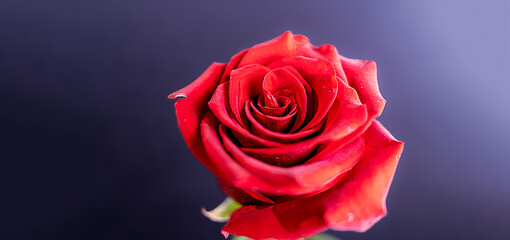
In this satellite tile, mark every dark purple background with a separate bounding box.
[1,1,509,239]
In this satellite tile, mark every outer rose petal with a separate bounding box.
[168,62,226,155]
[220,49,248,83]
[222,121,404,240]
[200,112,276,204]
[340,55,386,117]
[168,64,266,204]
[238,31,347,82]
[324,121,404,232]
[220,124,364,197]
[209,120,365,199]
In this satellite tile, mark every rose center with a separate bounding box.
[256,89,295,117]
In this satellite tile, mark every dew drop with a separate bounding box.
[347,212,354,222]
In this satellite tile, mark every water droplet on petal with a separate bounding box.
[347,212,354,222]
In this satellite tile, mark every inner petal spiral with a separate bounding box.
[261,67,308,131]
[257,92,294,117]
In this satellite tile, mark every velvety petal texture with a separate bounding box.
[222,121,404,240]
[168,62,226,165]
[169,31,403,240]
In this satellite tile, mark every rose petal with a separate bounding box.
[241,79,368,166]
[220,49,248,83]
[264,66,313,128]
[222,121,404,240]
[257,94,293,117]
[209,82,285,148]
[229,64,271,128]
[339,56,386,118]
[218,178,272,206]
[261,67,309,132]
[251,100,297,133]
[238,31,347,82]
[168,63,275,204]
[324,121,404,232]
[261,89,279,108]
[246,100,322,145]
[267,56,338,132]
[275,66,313,101]
[200,113,275,204]
[219,124,363,196]
[168,62,226,157]
[314,44,348,83]
[318,77,365,140]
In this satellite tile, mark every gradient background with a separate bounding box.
[1,1,509,239]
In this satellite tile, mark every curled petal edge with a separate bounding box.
[339,55,386,118]
[221,121,404,240]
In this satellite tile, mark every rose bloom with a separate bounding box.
[169,32,404,240]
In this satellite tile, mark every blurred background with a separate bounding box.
[1,0,509,239]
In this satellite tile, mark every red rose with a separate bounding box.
[169,31,404,240]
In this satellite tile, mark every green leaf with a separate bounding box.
[229,233,339,240]
[201,197,242,222]
[307,233,341,240]
[230,236,252,240]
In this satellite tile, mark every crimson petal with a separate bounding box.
[240,79,368,166]
[168,63,226,160]
[222,121,404,240]
[250,100,297,133]
[209,82,285,148]
[340,56,386,118]
[200,113,275,204]
[246,100,321,145]
[238,31,347,82]
[220,49,248,83]
[219,124,364,196]
[229,64,271,128]
[262,67,308,130]
[257,93,293,117]
[267,56,338,132]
